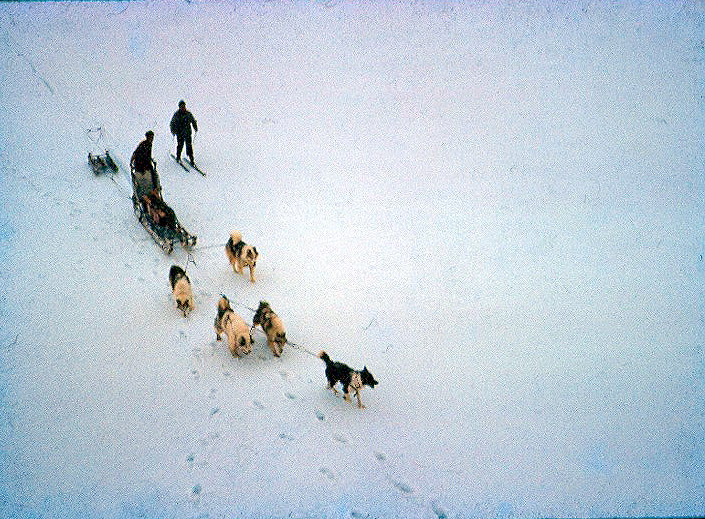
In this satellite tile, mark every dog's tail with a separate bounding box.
[229,230,242,244]
[318,351,331,364]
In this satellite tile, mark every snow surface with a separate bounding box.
[1,1,704,518]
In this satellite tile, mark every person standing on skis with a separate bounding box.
[170,100,198,166]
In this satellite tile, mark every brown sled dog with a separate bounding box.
[225,231,258,283]
[169,265,194,317]
[251,301,287,357]
[214,296,254,357]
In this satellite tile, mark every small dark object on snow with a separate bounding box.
[88,151,118,175]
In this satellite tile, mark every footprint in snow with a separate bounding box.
[209,407,220,417]
[200,432,220,447]
[333,433,348,444]
[278,433,294,441]
[252,400,264,409]
[374,451,386,462]
[393,480,413,494]
[192,484,202,497]
[432,501,449,519]
[285,392,297,400]
[319,467,335,480]
[315,409,325,421]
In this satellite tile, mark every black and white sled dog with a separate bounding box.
[251,301,287,357]
[215,295,254,357]
[225,230,258,283]
[169,265,194,317]
[318,351,378,409]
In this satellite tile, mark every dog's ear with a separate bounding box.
[239,336,246,347]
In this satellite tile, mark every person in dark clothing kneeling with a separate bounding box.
[170,100,198,166]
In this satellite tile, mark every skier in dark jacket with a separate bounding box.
[170,100,198,166]
[131,130,161,202]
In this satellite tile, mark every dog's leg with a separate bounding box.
[328,382,339,396]
[343,385,352,403]
[228,336,240,357]
[355,389,365,409]
[249,265,256,283]
[268,340,279,357]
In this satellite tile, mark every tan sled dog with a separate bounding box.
[169,265,194,317]
[214,296,253,357]
[225,230,258,283]
[251,301,287,357]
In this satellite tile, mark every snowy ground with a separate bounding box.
[1,1,704,518]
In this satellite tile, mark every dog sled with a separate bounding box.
[86,129,121,175]
[132,192,197,254]
[88,150,119,175]
[131,164,196,254]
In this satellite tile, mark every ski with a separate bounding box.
[190,162,206,176]
[170,153,206,176]
[170,153,190,172]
